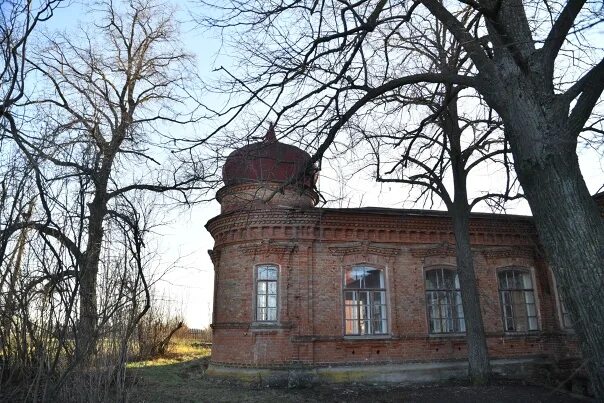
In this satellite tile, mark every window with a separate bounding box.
[425,268,465,334]
[550,270,574,330]
[256,265,278,321]
[498,269,538,332]
[559,296,573,329]
[343,266,388,336]
[550,270,573,330]
[556,286,574,330]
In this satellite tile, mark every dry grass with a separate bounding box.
[126,339,212,402]
[128,339,210,369]
[126,341,587,403]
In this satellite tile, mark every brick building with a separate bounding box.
[206,128,599,385]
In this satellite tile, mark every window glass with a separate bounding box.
[256,265,278,321]
[344,266,387,336]
[345,267,384,289]
[258,266,278,280]
[498,269,538,332]
[425,268,465,334]
[556,284,574,329]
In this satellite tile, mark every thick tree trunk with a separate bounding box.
[451,202,491,384]
[488,81,604,396]
[511,145,604,397]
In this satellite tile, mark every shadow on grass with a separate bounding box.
[127,354,312,403]
[126,346,591,403]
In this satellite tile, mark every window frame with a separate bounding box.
[342,265,389,337]
[424,266,466,335]
[497,267,540,333]
[557,293,573,330]
[549,269,574,331]
[254,264,279,323]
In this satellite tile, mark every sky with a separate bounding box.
[40,1,604,330]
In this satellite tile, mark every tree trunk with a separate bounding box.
[451,202,491,384]
[77,193,106,359]
[490,83,604,396]
[441,88,491,384]
[511,144,604,397]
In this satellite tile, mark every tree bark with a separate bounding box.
[486,71,604,395]
[77,169,111,358]
[78,200,104,358]
[509,139,604,396]
[445,86,492,384]
[451,195,491,384]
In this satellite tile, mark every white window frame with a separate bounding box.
[424,266,466,334]
[497,267,540,333]
[342,265,389,336]
[255,264,279,322]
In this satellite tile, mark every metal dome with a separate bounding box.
[222,125,317,189]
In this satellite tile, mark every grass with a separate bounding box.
[128,341,210,369]
[126,339,212,402]
[125,341,587,403]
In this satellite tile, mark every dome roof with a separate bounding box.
[222,125,317,188]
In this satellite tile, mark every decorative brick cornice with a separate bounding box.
[216,182,319,205]
[408,243,537,261]
[328,241,400,257]
[482,247,535,260]
[410,242,457,258]
[207,210,320,233]
[240,239,297,256]
[206,208,537,248]
[208,248,221,265]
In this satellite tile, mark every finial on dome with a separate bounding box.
[264,122,277,142]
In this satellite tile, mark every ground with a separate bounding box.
[127,341,592,403]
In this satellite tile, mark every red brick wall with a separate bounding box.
[207,206,579,368]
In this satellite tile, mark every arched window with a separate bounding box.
[551,272,574,330]
[558,293,573,330]
[425,268,465,334]
[498,268,538,332]
[256,265,278,321]
[343,266,388,336]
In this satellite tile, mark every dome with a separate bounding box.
[222,125,317,189]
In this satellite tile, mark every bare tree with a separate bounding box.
[0,1,208,400]
[347,12,522,383]
[198,0,604,395]
[3,0,206,359]
[0,1,64,397]
[1,0,63,260]
[1,0,62,134]
[0,183,157,400]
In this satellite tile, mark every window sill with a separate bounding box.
[501,330,542,338]
[250,321,292,330]
[343,335,392,341]
[428,333,466,339]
